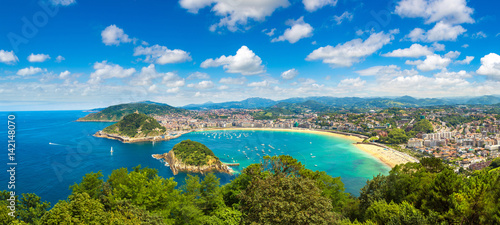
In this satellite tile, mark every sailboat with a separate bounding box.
[110,147,113,153]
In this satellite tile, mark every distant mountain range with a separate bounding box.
[181,95,500,110]
[80,95,500,121]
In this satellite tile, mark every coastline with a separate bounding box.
[202,127,365,142]
[353,143,419,168]
[198,127,417,168]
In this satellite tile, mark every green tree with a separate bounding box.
[365,200,399,224]
[16,193,50,224]
[70,171,104,199]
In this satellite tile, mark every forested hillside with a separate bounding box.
[1,157,499,224]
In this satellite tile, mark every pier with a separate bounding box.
[224,163,240,166]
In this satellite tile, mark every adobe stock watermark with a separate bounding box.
[7,1,61,52]
[354,0,397,39]
[7,114,17,217]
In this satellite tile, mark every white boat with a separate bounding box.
[110,147,113,153]
[311,156,316,158]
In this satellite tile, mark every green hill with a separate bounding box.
[172,140,220,166]
[102,113,166,138]
[78,101,187,121]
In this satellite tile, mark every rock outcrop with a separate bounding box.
[152,150,233,175]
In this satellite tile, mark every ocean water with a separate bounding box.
[0,111,390,206]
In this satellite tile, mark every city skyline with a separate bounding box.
[1,0,500,111]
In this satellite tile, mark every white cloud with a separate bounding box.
[219,77,247,85]
[407,22,466,42]
[303,0,338,12]
[129,64,163,86]
[461,44,469,48]
[356,65,418,80]
[0,50,18,65]
[55,55,65,63]
[134,44,192,64]
[148,84,158,93]
[51,0,76,6]
[434,70,471,79]
[395,0,474,24]
[187,72,210,80]
[281,68,299,80]
[338,77,366,88]
[444,50,460,59]
[88,61,136,84]
[101,25,132,46]
[272,17,313,44]
[306,31,395,67]
[162,72,186,87]
[248,80,273,87]
[405,54,451,71]
[218,85,229,90]
[432,42,445,51]
[167,87,180,93]
[472,31,487,39]
[59,70,71,79]
[263,28,276,36]
[333,11,353,25]
[455,56,474,64]
[476,53,500,77]
[27,53,51,62]
[187,80,215,89]
[201,46,265,75]
[179,0,290,32]
[17,67,46,76]
[382,44,433,58]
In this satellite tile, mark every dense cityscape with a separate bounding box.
[154,105,500,172]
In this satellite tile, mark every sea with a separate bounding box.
[0,110,390,206]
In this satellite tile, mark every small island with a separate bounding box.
[94,112,175,143]
[152,140,233,175]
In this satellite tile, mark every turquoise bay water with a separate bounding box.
[0,111,390,206]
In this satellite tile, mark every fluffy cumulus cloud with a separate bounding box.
[201,46,265,75]
[59,70,71,79]
[406,54,451,71]
[27,53,51,62]
[272,17,313,44]
[134,45,192,64]
[162,72,185,88]
[338,77,366,88]
[187,72,210,80]
[407,22,466,42]
[51,0,76,6]
[0,50,18,64]
[219,77,247,85]
[476,53,500,77]
[395,0,474,24]
[88,61,136,84]
[187,80,215,89]
[382,44,433,58]
[17,67,46,76]
[101,25,133,46]
[129,64,164,86]
[281,68,299,80]
[303,0,337,12]
[55,55,65,63]
[306,31,396,67]
[179,0,290,31]
[455,56,474,64]
[333,11,353,25]
[248,80,275,87]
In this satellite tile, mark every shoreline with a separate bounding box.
[353,143,419,168]
[197,127,417,168]
[200,127,365,142]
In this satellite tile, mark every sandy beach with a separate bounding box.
[354,143,419,168]
[201,127,417,168]
[205,127,365,142]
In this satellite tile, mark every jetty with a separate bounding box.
[223,163,240,166]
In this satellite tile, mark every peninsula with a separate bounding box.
[78,101,187,122]
[152,140,233,175]
[94,112,173,143]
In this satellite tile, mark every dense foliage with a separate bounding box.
[2,157,499,224]
[79,102,187,121]
[172,140,220,166]
[103,113,166,138]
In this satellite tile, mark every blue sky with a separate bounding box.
[1,0,500,110]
